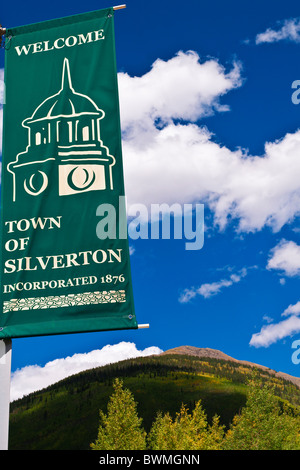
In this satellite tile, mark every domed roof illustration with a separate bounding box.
[24,58,104,124]
[8,57,115,202]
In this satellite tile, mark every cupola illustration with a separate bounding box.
[8,57,116,201]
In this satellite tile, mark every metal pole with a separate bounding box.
[0,339,12,450]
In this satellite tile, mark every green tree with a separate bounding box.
[148,400,224,450]
[223,374,300,450]
[90,378,147,450]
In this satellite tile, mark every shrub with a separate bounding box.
[90,378,147,450]
[223,375,300,450]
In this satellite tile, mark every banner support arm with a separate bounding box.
[0,6,126,40]
[113,4,126,10]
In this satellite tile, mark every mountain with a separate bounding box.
[9,346,300,450]
[161,346,300,388]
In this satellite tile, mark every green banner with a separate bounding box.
[0,8,138,338]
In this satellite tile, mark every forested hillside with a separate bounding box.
[9,348,300,450]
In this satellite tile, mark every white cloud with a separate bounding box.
[119,51,242,134]
[119,52,300,233]
[10,342,162,401]
[262,315,274,324]
[198,274,241,298]
[250,300,300,347]
[250,315,300,348]
[179,288,198,303]
[179,268,247,302]
[267,240,300,276]
[283,300,300,316]
[255,18,300,44]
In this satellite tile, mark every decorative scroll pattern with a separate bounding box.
[3,290,126,313]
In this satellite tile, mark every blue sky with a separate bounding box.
[2,0,300,398]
